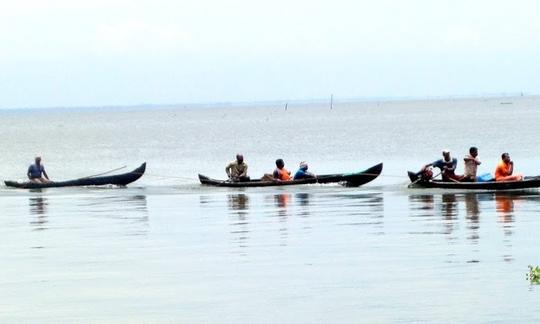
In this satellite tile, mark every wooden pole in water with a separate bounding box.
[330,94,333,110]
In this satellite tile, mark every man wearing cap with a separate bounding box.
[225,154,250,182]
[27,156,50,184]
[293,161,316,180]
[422,149,463,182]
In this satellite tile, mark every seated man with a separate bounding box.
[422,149,463,182]
[495,153,523,181]
[462,146,481,182]
[273,158,292,181]
[27,156,50,184]
[293,161,316,180]
[225,154,250,182]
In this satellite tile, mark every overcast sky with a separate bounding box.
[1,0,539,108]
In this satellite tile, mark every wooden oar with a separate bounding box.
[80,165,127,179]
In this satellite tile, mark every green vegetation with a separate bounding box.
[527,266,540,285]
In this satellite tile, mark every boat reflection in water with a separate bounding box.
[409,190,540,262]
[228,193,250,211]
[495,192,515,227]
[274,193,291,209]
[295,193,311,218]
[408,192,535,232]
[29,196,48,231]
[227,194,250,255]
[464,193,480,242]
[271,193,292,246]
[81,194,149,236]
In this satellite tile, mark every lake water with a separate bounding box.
[1,96,540,322]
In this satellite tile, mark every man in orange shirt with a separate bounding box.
[495,153,523,181]
[273,158,292,181]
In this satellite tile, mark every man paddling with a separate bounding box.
[225,154,250,182]
[495,153,523,182]
[422,149,463,182]
[27,156,50,184]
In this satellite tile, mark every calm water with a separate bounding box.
[1,97,540,322]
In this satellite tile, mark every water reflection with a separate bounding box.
[495,192,515,227]
[441,194,458,219]
[464,193,480,242]
[274,193,291,209]
[327,193,384,233]
[273,194,292,246]
[296,192,311,207]
[81,195,149,236]
[440,194,458,237]
[214,191,385,253]
[228,193,249,211]
[409,191,540,263]
[227,194,250,254]
[29,196,48,231]
[296,193,311,218]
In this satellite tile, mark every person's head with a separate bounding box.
[236,154,244,164]
[469,146,478,157]
[35,156,42,165]
[275,158,284,169]
[442,149,451,160]
[299,161,308,170]
[502,152,510,162]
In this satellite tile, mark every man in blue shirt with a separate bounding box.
[293,161,316,180]
[422,149,463,182]
[27,156,50,184]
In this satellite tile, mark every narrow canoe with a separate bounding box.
[4,163,146,189]
[199,163,383,187]
[407,171,540,190]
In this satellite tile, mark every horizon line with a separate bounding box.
[0,91,533,111]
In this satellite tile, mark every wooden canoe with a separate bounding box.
[407,170,540,190]
[199,163,383,187]
[5,163,146,189]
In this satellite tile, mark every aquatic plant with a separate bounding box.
[527,265,540,285]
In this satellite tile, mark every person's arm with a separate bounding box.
[43,169,49,180]
[27,166,32,180]
[475,158,481,165]
[508,161,514,175]
[225,163,232,178]
[273,169,280,180]
[293,169,304,180]
[448,158,457,171]
[239,164,248,177]
[422,161,436,171]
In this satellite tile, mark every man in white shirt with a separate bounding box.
[463,147,481,182]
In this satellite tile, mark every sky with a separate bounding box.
[0,0,539,108]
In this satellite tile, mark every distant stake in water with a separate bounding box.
[330,94,333,110]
